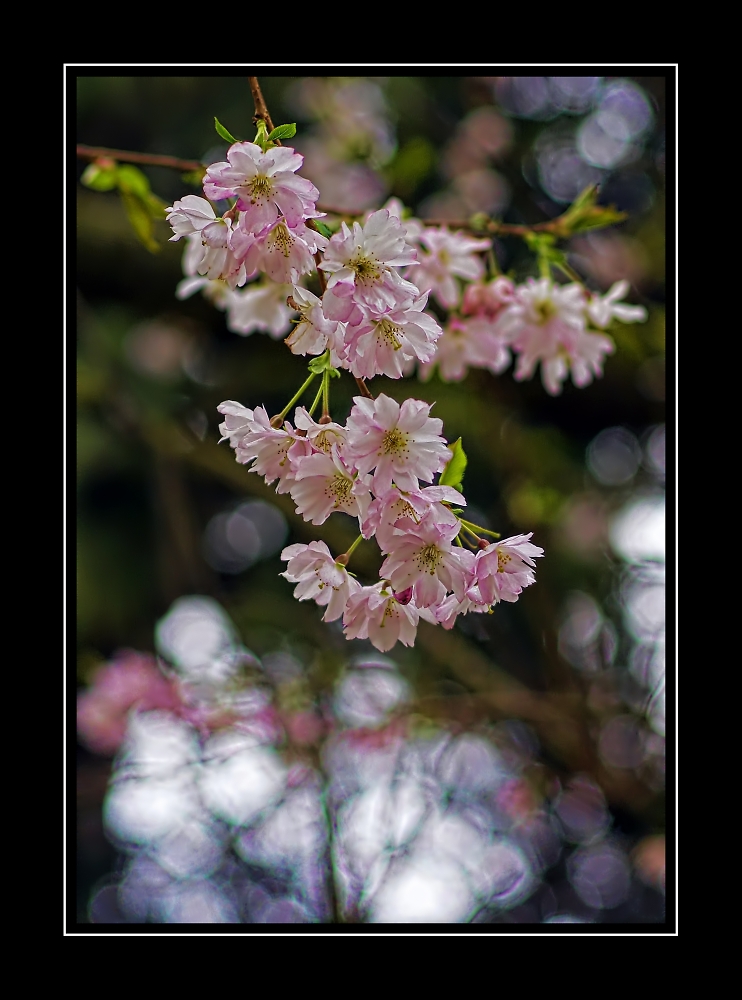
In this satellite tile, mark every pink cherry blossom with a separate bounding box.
[475,533,544,605]
[203,142,320,231]
[495,278,600,395]
[233,405,305,490]
[77,650,181,755]
[345,394,451,495]
[167,199,248,288]
[281,541,361,622]
[319,209,419,312]
[379,510,467,608]
[289,449,372,526]
[408,228,491,309]
[195,216,249,288]
[370,197,425,245]
[231,218,326,285]
[343,293,442,379]
[342,582,425,652]
[285,285,345,362]
[419,316,511,383]
[461,276,516,318]
[292,408,348,455]
[363,484,464,553]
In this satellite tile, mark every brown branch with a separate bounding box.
[76,144,203,173]
[422,217,570,238]
[353,377,375,399]
[248,76,278,137]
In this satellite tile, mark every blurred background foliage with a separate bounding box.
[75,73,668,925]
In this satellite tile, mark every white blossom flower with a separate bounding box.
[217,401,258,452]
[166,196,219,241]
[586,280,648,329]
[225,282,295,338]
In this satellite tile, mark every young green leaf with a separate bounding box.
[311,220,333,240]
[308,351,334,375]
[120,191,160,253]
[268,123,297,141]
[115,164,152,198]
[80,161,118,192]
[567,205,627,233]
[214,117,239,144]
[439,438,468,493]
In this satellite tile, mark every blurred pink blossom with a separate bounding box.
[77,650,181,755]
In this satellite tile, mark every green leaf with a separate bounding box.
[268,123,297,141]
[120,190,160,253]
[80,161,118,192]
[568,205,627,233]
[308,351,334,374]
[558,185,627,235]
[214,117,239,144]
[115,164,152,198]
[565,183,599,216]
[144,191,169,220]
[312,220,333,239]
[439,438,467,493]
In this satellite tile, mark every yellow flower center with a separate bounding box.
[381,428,409,456]
[377,318,403,350]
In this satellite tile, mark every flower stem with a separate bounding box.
[555,260,583,284]
[307,382,324,418]
[275,372,317,423]
[336,534,364,566]
[321,369,330,419]
[459,518,501,539]
[459,521,481,543]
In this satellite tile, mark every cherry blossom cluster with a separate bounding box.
[217,391,543,652]
[162,129,647,650]
[168,145,647,396]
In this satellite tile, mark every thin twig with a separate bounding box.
[248,76,278,137]
[76,144,202,173]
